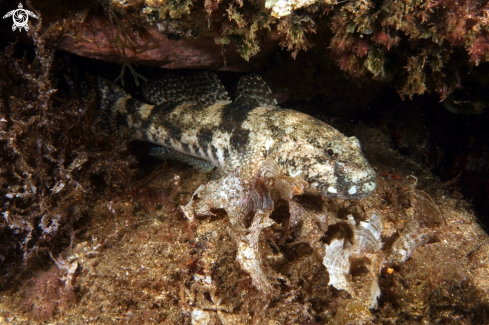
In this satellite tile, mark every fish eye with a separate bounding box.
[326,148,335,157]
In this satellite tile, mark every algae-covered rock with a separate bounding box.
[3,0,488,99]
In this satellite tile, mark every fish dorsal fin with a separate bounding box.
[235,74,278,108]
[142,72,231,106]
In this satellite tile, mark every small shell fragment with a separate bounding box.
[191,308,210,325]
[323,214,383,306]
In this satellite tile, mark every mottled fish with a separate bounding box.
[97,72,376,199]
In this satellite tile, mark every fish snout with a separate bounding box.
[333,162,377,199]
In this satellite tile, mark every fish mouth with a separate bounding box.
[322,179,377,200]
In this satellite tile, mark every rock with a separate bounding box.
[52,14,277,71]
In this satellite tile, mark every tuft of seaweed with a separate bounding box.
[328,0,489,99]
[0,12,136,288]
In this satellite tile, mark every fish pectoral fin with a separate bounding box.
[255,158,280,178]
[235,74,278,109]
[149,146,215,172]
[142,72,231,106]
[274,176,307,200]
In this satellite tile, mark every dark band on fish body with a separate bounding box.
[193,144,201,156]
[182,142,190,153]
[115,112,128,130]
[197,128,214,156]
[223,148,230,160]
[230,129,250,151]
[125,99,140,115]
[211,145,219,162]
[150,102,179,117]
[219,102,253,152]
[164,122,183,142]
[220,102,254,133]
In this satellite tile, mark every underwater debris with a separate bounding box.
[179,154,451,323]
[49,252,78,295]
[191,308,211,325]
[181,170,273,227]
[387,179,443,264]
[230,210,277,295]
[388,221,431,265]
[182,170,278,295]
[181,170,298,298]
[323,214,382,307]
[181,165,384,315]
[286,197,328,252]
[180,164,454,324]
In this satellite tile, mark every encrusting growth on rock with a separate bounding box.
[40,0,489,100]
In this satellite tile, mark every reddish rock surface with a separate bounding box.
[52,14,277,72]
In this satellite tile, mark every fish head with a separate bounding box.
[312,135,377,199]
[277,120,376,199]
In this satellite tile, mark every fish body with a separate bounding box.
[97,72,376,199]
